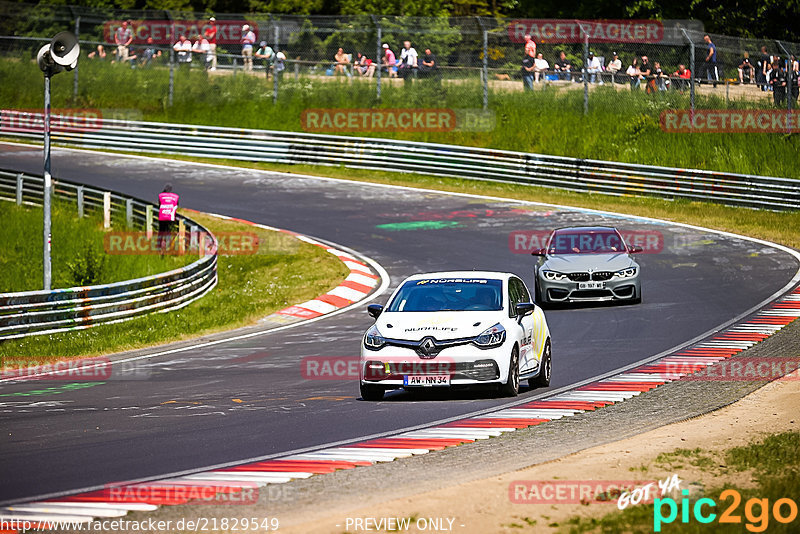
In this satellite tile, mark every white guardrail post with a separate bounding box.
[0,169,218,340]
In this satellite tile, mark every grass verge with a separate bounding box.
[0,210,350,364]
[561,431,800,533]
[2,58,799,179]
[0,200,194,292]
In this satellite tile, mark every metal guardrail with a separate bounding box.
[0,169,218,340]
[1,110,799,210]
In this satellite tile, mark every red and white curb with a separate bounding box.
[3,286,798,527]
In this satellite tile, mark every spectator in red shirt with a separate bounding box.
[204,17,218,71]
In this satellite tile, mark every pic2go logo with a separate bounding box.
[654,489,798,532]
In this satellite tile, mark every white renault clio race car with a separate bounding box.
[359,271,551,401]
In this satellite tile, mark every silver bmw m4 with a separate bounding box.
[532,226,642,305]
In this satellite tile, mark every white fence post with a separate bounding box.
[76,186,84,218]
[146,205,153,239]
[126,198,133,228]
[103,192,111,229]
[16,173,23,205]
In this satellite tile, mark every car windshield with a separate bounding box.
[386,278,503,312]
[548,230,626,254]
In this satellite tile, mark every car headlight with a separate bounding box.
[542,270,567,281]
[615,267,638,279]
[364,325,386,350]
[473,323,506,348]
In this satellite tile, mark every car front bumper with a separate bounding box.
[538,275,640,302]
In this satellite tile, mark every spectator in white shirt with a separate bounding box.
[399,40,418,84]
[586,51,603,84]
[173,35,192,67]
[607,52,622,83]
[192,35,212,70]
[533,53,549,83]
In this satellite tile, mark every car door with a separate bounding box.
[509,277,536,373]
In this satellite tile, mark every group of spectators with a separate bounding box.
[520,34,800,104]
[90,18,286,75]
[333,41,438,83]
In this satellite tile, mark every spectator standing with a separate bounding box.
[114,20,133,64]
[140,37,161,67]
[241,24,256,71]
[738,52,754,84]
[607,52,622,83]
[769,60,787,106]
[192,34,212,70]
[204,17,218,71]
[653,61,668,91]
[255,41,274,76]
[398,40,418,84]
[419,48,437,78]
[334,47,351,76]
[533,53,549,83]
[554,51,572,81]
[586,51,603,84]
[521,53,535,90]
[703,34,718,82]
[524,34,536,61]
[157,184,179,254]
[758,46,771,91]
[173,35,192,68]
[521,34,536,89]
[382,44,397,78]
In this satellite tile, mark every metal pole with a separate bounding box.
[168,22,175,106]
[583,28,589,115]
[73,16,80,103]
[482,28,489,110]
[476,17,488,110]
[16,173,23,206]
[43,75,52,291]
[374,16,382,101]
[77,185,84,218]
[273,21,279,104]
[777,41,792,114]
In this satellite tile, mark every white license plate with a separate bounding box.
[404,375,450,387]
[578,281,604,289]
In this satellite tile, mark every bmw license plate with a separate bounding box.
[404,375,450,387]
[578,281,604,289]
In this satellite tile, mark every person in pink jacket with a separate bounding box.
[158,184,179,252]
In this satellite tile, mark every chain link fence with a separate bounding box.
[2,1,799,133]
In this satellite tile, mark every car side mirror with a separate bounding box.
[367,304,383,319]
[530,247,546,257]
[628,245,643,254]
[515,302,536,320]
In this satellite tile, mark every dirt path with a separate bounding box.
[280,376,800,533]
